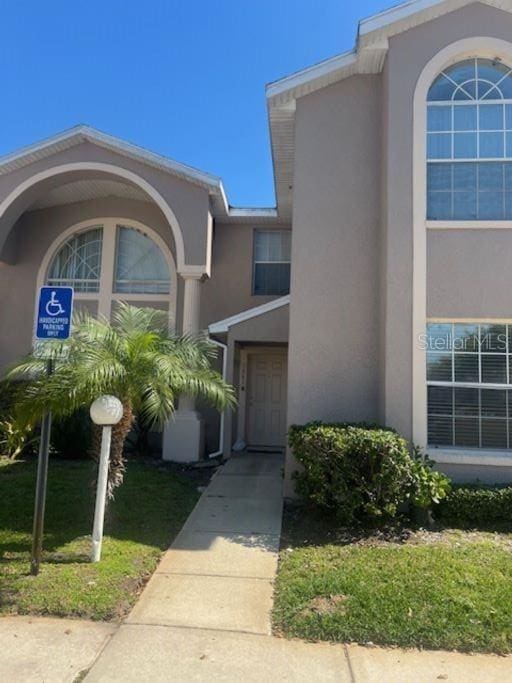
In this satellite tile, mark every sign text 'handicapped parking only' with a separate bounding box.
[35,286,74,340]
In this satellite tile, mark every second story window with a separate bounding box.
[253,229,291,296]
[46,220,173,319]
[427,58,512,220]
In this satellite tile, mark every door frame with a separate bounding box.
[236,346,288,448]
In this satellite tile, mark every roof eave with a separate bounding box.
[266,0,511,108]
[208,295,290,334]
[266,50,357,105]
[0,124,223,192]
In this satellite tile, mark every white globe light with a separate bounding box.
[90,395,124,426]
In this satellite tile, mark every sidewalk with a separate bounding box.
[0,616,115,683]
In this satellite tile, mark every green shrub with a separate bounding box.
[409,448,451,509]
[289,422,450,524]
[0,416,38,458]
[435,485,512,528]
[0,381,38,458]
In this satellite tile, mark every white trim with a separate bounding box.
[208,295,290,334]
[412,38,512,453]
[428,447,512,466]
[0,125,221,190]
[266,50,357,100]
[0,125,283,222]
[236,349,249,447]
[206,337,228,459]
[429,380,512,389]
[359,1,512,40]
[427,220,512,229]
[0,161,196,273]
[98,220,116,318]
[179,267,205,280]
[36,217,177,328]
[360,0,449,36]
[429,316,512,323]
[266,1,512,107]
[228,208,279,218]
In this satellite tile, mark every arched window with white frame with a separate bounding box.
[425,56,512,452]
[427,57,512,220]
[42,218,176,323]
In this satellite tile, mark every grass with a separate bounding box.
[0,456,199,620]
[273,507,512,653]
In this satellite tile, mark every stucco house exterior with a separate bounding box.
[2,0,512,492]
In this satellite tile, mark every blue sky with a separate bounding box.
[0,0,389,207]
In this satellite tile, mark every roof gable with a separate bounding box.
[266,0,512,216]
[0,125,282,221]
[267,0,512,106]
[0,125,221,190]
[209,296,289,334]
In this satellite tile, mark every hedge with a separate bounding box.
[288,421,449,524]
[435,485,512,528]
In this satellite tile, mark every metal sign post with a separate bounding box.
[30,359,53,576]
[30,286,74,576]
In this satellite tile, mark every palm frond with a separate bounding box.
[6,305,236,492]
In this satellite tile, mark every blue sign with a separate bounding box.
[35,286,74,340]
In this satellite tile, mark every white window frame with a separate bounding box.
[37,217,177,325]
[427,58,512,222]
[252,229,291,296]
[426,320,512,463]
[46,226,103,293]
[413,39,512,469]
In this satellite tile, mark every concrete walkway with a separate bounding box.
[123,450,284,635]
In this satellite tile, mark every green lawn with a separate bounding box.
[273,509,512,653]
[0,457,199,620]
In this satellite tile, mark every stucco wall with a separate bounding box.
[200,222,290,328]
[0,141,211,268]
[0,197,180,367]
[227,304,289,344]
[288,74,382,431]
[285,2,512,488]
[428,230,512,318]
[379,57,390,426]
[0,188,290,458]
[383,1,512,441]
[0,200,291,368]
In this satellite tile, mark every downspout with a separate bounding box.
[207,336,228,459]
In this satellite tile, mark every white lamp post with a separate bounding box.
[89,395,124,562]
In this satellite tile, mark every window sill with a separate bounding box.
[427,447,512,467]
[426,220,512,229]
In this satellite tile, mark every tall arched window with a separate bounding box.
[44,219,175,320]
[427,57,512,220]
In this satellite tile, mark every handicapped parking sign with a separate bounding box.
[35,286,74,340]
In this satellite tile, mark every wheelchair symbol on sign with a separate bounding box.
[45,291,66,317]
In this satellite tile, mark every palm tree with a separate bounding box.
[8,303,235,497]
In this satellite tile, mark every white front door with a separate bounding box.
[246,352,287,448]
